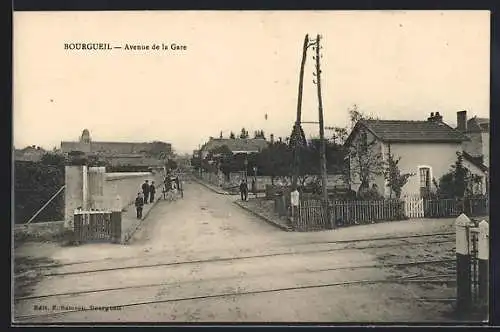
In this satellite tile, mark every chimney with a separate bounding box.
[270,134,274,144]
[457,110,467,132]
[427,112,443,122]
[434,112,443,122]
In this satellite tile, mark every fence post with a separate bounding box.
[111,211,122,244]
[455,213,474,313]
[478,220,489,317]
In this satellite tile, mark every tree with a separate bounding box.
[256,141,292,185]
[383,149,414,199]
[338,105,383,196]
[254,130,266,139]
[346,129,384,196]
[40,152,66,167]
[434,152,483,199]
[229,132,236,139]
[148,141,171,158]
[207,145,234,177]
[331,104,378,145]
[239,127,249,139]
[166,159,178,171]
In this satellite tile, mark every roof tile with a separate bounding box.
[362,120,469,142]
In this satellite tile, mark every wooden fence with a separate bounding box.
[291,198,406,232]
[404,196,489,218]
[275,194,489,232]
[73,210,121,243]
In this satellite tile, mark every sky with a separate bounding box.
[13,10,490,154]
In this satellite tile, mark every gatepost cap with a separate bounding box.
[479,219,489,230]
[455,213,473,226]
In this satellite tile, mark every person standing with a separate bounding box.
[239,179,248,201]
[135,192,144,219]
[149,181,156,203]
[142,180,150,204]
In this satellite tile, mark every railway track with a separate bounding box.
[15,257,455,302]
[29,234,454,278]
[14,269,457,322]
[22,231,454,271]
[14,231,457,322]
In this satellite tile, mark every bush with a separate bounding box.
[14,161,65,224]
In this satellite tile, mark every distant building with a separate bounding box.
[199,137,269,159]
[60,129,172,167]
[14,145,46,162]
[344,112,487,197]
[456,110,489,168]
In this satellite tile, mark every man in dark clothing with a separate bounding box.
[142,180,150,204]
[149,181,156,203]
[135,192,144,219]
[239,180,248,201]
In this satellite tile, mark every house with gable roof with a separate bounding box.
[199,137,270,159]
[344,112,488,198]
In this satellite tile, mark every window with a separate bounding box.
[419,166,431,197]
[419,168,430,188]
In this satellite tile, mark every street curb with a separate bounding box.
[192,177,231,195]
[122,198,160,244]
[233,200,292,232]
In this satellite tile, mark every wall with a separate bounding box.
[103,171,164,211]
[463,132,483,159]
[387,142,463,197]
[481,132,489,167]
[64,166,165,229]
[204,172,344,191]
[462,158,488,195]
[61,141,172,155]
[64,166,83,228]
[61,141,91,153]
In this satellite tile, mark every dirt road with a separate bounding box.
[14,180,460,323]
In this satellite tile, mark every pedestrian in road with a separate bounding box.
[149,181,156,203]
[251,178,257,198]
[142,180,150,204]
[239,179,248,201]
[135,192,144,219]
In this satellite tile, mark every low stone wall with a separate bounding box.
[14,221,65,242]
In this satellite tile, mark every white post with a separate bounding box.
[113,194,122,212]
[478,220,489,313]
[455,213,474,312]
[82,165,88,210]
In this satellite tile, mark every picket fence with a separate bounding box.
[283,195,489,232]
[403,195,489,219]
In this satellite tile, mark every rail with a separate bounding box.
[25,185,66,224]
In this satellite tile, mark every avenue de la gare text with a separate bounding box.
[63,42,188,51]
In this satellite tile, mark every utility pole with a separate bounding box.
[314,34,332,228]
[291,34,309,190]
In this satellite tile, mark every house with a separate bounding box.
[14,145,47,162]
[456,110,489,167]
[344,112,488,198]
[61,129,172,157]
[61,129,172,167]
[199,137,269,159]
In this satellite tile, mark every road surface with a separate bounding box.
[14,179,458,323]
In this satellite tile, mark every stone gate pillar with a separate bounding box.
[64,165,84,229]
